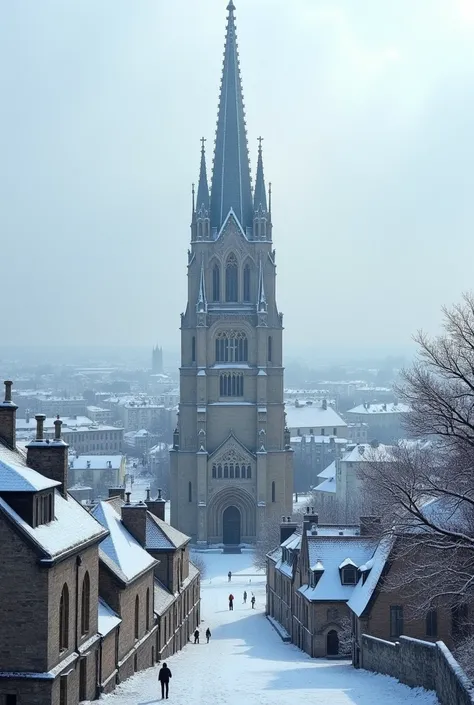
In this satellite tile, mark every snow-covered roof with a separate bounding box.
[299,537,377,602]
[0,444,60,492]
[318,461,336,479]
[98,598,121,636]
[92,501,156,583]
[285,403,347,430]
[0,490,107,560]
[339,557,357,569]
[70,455,123,470]
[342,443,394,463]
[346,403,410,415]
[314,476,336,494]
[154,578,175,616]
[146,513,189,550]
[348,535,395,617]
[16,416,93,431]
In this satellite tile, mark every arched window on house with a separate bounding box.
[212,264,220,302]
[225,253,238,302]
[272,481,276,503]
[146,588,150,631]
[188,482,192,502]
[59,584,69,651]
[243,264,251,302]
[134,595,140,640]
[81,572,90,635]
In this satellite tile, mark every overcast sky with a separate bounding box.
[1,0,474,360]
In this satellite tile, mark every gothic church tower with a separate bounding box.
[170,1,293,545]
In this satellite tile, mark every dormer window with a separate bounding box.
[341,566,357,585]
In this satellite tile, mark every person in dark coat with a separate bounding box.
[194,628,200,644]
[228,570,232,582]
[243,590,247,604]
[251,595,256,609]
[228,593,234,611]
[158,662,172,699]
[206,627,211,643]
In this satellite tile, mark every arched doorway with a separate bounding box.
[223,505,241,545]
[326,629,339,656]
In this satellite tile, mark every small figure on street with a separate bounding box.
[243,590,247,604]
[194,628,200,644]
[229,593,234,611]
[206,627,211,643]
[158,662,172,700]
[228,570,232,582]
[251,595,256,609]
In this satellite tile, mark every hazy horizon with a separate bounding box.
[2,0,473,355]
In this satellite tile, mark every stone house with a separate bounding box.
[267,510,377,658]
[348,533,469,667]
[0,382,108,705]
[0,380,201,705]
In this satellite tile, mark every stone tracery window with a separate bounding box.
[212,263,220,301]
[220,372,244,397]
[225,253,238,301]
[243,263,251,302]
[215,330,248,362]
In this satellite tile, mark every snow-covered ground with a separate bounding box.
[95,552,439,705]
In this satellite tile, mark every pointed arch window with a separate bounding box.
[268,336,273,362]
[134,595,140,640]
[272,481,276,503]
[59,584,69,651]
[215,330,248,362]
[225,253,238,302]
[188,481,192,503]
[191,336,196,363]
[212,264,220,302]
[243,264,251,302]
[81,572,90,635]
[220,372,244,397]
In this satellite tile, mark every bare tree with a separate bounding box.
[190,552,207,580]
[361,294,474,638]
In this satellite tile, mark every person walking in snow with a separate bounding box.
[228,593,234,611]
[228,570,232,582]
[194,628,200,644]
[251,595,256,609]
[243,590,247,604]
[206,627,211,643]
[158,662,172,700]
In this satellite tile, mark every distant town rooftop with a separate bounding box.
[346,402,410,415]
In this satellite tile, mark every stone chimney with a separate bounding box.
[108,486,125,500]
[303,506,319,528]
[0,381,17,450]
[121,500,148,547]
[146,488,166,522]
[26,415,69,497]
[360,516,381,536]
[280,516,298,545]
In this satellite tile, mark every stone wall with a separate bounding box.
[360,634,474,705]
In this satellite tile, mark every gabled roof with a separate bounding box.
[299,536,377,602]
[347,534,395,617]
[146,513,189,550]
[0,490,107,560]
[92,501,156,583]
[208,432,255,464]
[0,443,59,492]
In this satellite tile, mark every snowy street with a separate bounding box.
[97,552,438,705]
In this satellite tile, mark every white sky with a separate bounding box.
[1,0,474,359]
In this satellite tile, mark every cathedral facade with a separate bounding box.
[170,0,293,545]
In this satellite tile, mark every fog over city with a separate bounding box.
[2,0,474,362]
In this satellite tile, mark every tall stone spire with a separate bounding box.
[196,137,209,214]
[253,137,267,213]
[210,1,253,233]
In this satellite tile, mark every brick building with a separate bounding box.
[0,380,200,705]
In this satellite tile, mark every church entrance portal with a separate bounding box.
[326,630,339,656]
[223,506,241,545]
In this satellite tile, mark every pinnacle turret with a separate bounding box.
[210,1,253,233]
[253,137,267,213]
[196,257,207,312]
[196,137,209,215]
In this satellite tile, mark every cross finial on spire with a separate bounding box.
[200,136,207,152]
[227,0,236,11]
[257,136,264,150]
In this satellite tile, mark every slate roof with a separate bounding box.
[0,444,59,492]
[92,501,156,583]
[146,513,189,550]
[347,535,395,617]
